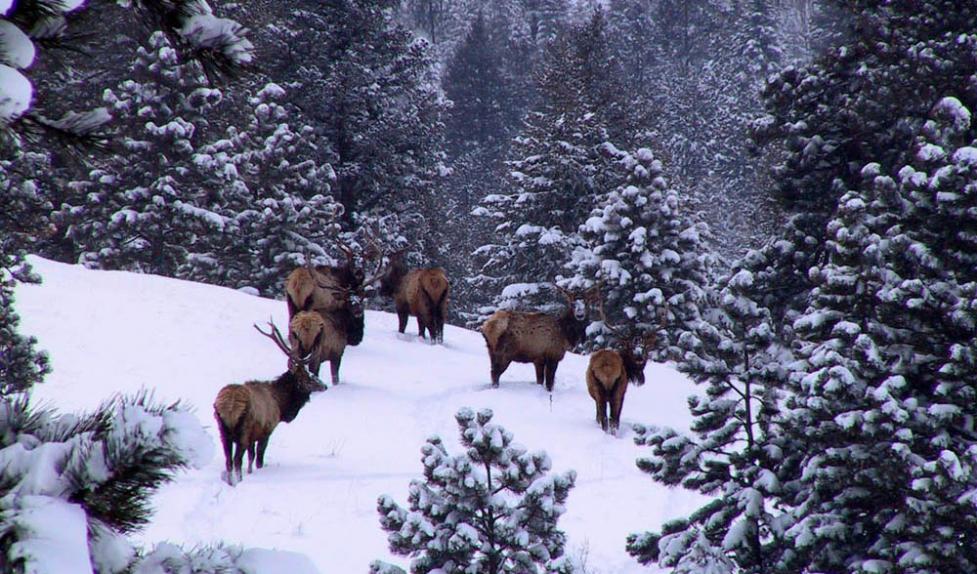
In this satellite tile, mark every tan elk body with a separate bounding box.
[289,310,353,385]
[586,348,647,434]
[480,289,593,391]
[213,322,324,485]
[379,253,449,343]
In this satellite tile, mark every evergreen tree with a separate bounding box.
[442,12,511,159]
[1,0,252,147]
[68,32,227,276]
[184,82,342,296]
[0,392,304,573]
[473,10,628,312]
[375,408,575,574]
[0,246,49,396]
[566,145,711,358]
[778,95,977,573]
[281,0,445,238]
[753,0,977,305]
[626,260,791,573]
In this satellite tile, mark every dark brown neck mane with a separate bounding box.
[379,258,408,297]
[272,371,314,423]
[558,306,586,348]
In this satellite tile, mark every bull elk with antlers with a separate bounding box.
[213,320,325,485]
[480,286,597,391]
[378,251,449,343]
[284,239,381,321]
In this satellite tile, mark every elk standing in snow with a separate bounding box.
[480,287,597,391]
[284,242,367,319]
[213,321,325,485]
[586,300,658,433]
[289,299,361,385]
[378,251,449,343]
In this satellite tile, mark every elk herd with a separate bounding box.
[213,238,660,485]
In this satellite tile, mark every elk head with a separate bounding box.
[253,320,326,392]
[597,292,661,386]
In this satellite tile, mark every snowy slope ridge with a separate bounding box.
[16,257,706,573]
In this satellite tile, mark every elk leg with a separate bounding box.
[397,305,409,333]
[544,359,559,392]
[256,437,269,469]
[330,355,342,385]
[232,440,246,484]
[491,356,510,387]
[310,357,322,378]
[609,378,628,434]
[247,441,256,474]
[534,361,545,386]
[595,393,609,431]
[416,316,427,339]
[219,428,233,478]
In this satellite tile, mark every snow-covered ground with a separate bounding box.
[16,257,706,573]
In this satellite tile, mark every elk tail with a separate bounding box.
[214,387,250,436]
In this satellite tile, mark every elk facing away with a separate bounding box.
[586,301,658,434]
[480,287,596,391]
[213,321,325,485]
[378,251,449,343]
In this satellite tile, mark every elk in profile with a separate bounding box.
[586,300,658,433]
[213,320,325,485]
[480,286,597,391]
[378,251,449,343]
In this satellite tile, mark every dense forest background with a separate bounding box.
[3,0,977,572]
[3,0,840,323]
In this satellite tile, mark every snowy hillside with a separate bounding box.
[16,257,706,573]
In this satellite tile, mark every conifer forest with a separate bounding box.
[2,0,977,573]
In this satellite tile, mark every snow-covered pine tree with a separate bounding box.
[752,0,977,312]
[566,145,711,358]
[0,391,306,573]
[1,0,252,146]
[442,12,511,160]
[472,9,628,313]
[279,0,445,239]
[626,257,790,573]
[0,247,49,396]
[778,95,977,573]
[184,82,342,296]
[374,408,576,574]
[67,31,227,277]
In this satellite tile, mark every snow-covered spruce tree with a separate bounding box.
[626,257,791,574]
[777,96,977,573]
[0,392,292,573]
[374,408,576,574]
[602,0,785,259]
[752,0,977,311]
[472,9,628,313]
[184,82,342,296]
[67,31,228,277]
[0,0,252,147]
[566,145,711,358]
[272,0,445,238]
[0,247,49,396]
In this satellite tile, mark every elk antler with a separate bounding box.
[332,236,357,270]
[596,290,625,337]
[254,319,313,364]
